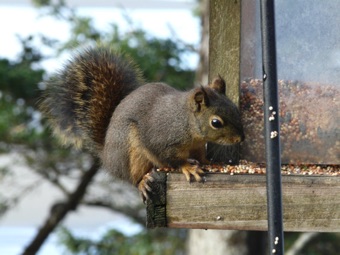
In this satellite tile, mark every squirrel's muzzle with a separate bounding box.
[232,133,245,144]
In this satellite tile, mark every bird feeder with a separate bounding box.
[146,0,340,237]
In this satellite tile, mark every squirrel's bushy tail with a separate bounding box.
[39,47,143,152]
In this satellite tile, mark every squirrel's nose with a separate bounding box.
[233,133,245,144]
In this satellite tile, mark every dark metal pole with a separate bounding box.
[259,0,284,255]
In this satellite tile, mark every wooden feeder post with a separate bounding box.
[207,0,241,163]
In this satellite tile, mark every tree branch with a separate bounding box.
[21,158,100,255]
[82,200,145,226]
[32,163,70,196]
[286,232,319,255]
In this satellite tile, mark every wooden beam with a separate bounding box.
[208,0,242,164]
[209,0,241,104]
[147,172,340,232]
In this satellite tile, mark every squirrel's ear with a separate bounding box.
[191,87,209,112]
[209,74,226,95]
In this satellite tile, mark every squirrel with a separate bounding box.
[39,46,245,201]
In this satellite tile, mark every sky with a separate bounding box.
[0,2,200,254]
[0,1,200,71]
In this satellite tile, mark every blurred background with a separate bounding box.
[0,1,199,254]
[0,0,339,255]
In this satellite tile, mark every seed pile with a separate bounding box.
[240,79,339,164]
[157,160,339,176]
[203,160,339,176]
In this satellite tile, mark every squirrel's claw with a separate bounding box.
[181,160,205,182]
[138,172,155,203]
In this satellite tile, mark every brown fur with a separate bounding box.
[39,47,143,153]
[40,47,244,199]
[128,124,158,185]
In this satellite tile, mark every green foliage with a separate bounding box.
[64,16,101,46]
[34,0,196,89]
[31,0,69,18]
[0,35,48,147]
[61,22,195,89]
[110,28,195,89]
[0,92,55,149]
[303,233,340,255]
[58,227,186,255]
[284,232,340,255]
[0,0,195,148]
[0,0,195,252]
[0,94,30,144]
[0,57,44,104]
[32,0,64,8]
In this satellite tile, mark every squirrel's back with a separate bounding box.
[39,47,143,152]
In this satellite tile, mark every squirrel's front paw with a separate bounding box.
[137,172,155,203]
[181,160,205,182]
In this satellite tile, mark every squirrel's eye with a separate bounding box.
[211,118,223,129]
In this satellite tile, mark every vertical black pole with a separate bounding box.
[259,1,284,255]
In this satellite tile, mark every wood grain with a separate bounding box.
[164,173,340,232]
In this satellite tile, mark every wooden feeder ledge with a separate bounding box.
[146,163,340,232]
